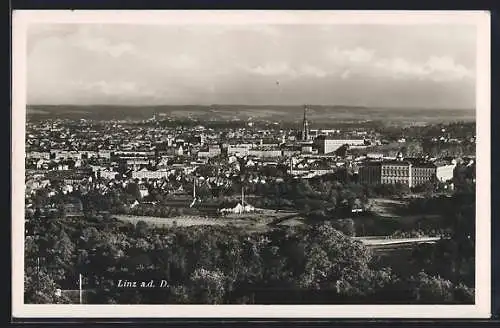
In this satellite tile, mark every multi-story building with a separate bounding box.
[197,144,222,158]
[79,151,99,159]
[132,168,170,180]
[380,160,412,186]
[359,157,456,187]
[301,142,314,154]
[411,162,436,186]
[51,150,82,160]
[45,168,93,185]
[358,162,382,185]
[98,150,112,159]
[282,149,301,157]
[247,149,283,158]
[410,159,455,185]
[227,144,251,157]
[26,151,51,160]
[314,135,366,154]
[123,158,151,171]
[114,150,155,158]
[98,169,119,180]
[310,129,340,137]
[359,152,412,186]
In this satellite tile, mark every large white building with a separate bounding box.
[227,144,252,156]
[132,168,170,180]
[99,169,119,180]
[359,158,456,187]
[314,135,366,154]
[436,164,456,182]
[247,149,283,158]
[309,129,340,137]
[26,151,51,160]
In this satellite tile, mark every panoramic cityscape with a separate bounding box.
[23,22,476,305]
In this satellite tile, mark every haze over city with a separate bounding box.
[27,24,476,109]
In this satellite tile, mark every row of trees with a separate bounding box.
[27,177,476,303]
[25,216,474,305]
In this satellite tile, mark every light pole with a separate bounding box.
[79,273,83,304]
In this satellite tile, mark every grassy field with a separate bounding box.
[112,214,226,228]
[368,198,442,221]
[368,198,407,218]
[353,198,444,236]
[112,209,300,231]
[114,196,444,238]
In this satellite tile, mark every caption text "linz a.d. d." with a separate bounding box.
[116,279,169,288]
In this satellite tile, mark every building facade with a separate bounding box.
[98,169,119,180]
[247,149,283,158]
[26,151,51,160]
[436,164,456,182]
[314,136,366,154]
[227,145,251,156]
[411,163,436,186]
[359,156,413,187]
[123,158,151,170]
[132,169,170,180]
[358,162,382,185]
[380,161,412,186]
[359,159,456,187]
[197,144,221,158]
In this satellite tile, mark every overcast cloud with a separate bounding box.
[27,24,476,108]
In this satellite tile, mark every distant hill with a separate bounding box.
[26,104,475,124]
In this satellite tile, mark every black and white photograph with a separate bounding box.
[12,10,490,318]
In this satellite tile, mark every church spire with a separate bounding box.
[302,105,310,141]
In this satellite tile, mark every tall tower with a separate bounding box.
[302,105,310,141]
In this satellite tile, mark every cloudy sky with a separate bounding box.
[27,23,476,108]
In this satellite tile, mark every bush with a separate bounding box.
[332,218,356,237]
[409,271,474,304]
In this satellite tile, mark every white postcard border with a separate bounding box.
[11,10,491,319]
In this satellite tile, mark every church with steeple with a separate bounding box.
[301,105,310,141]
[299,105,314,153]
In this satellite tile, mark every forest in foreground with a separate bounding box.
[25,190,474,305]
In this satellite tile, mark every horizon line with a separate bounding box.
[26,103,476,111]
